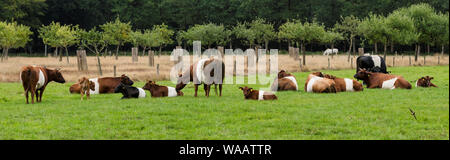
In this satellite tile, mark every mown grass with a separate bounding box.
[0,65,448,140]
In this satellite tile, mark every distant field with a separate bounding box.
[0,65,448,139]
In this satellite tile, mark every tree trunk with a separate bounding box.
[96,52,103,76]
[4,48,8,60]
[159,46,162,57]
[442,45,445,57]
[415,44,420,62]
[390,41,394,53]
[65,47,69,63]
[302,43,306,65]
[265,40,269,50]
[59,47,63,62]
[347,38,352,62]
[374,43,378,54]
[383,43,387,60]
[115,45,119,60]
[54,47,58,58]
[45,45,48,57]
[352,38,356,56]
[427,44,430,55]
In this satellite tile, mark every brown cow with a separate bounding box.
[415,76,437,88]
[69,74,134,94]
[239,86,277,100]
[176,57,225,97]
[79,77,95,100]
[143,80,183,97]
[304,72,336,93]
[354,69,411,89]
[20,65,66,104]
[323,74,363,92]
[271,70,298,91]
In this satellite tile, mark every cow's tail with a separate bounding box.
[21,66,32,94]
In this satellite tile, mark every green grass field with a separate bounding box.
[0,65,448,140]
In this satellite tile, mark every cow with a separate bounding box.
[69,74,134,94]
[239,86,277,100]
[176,57,225,97]
[356,55,388,74]
[322,74,363,92]
[79,77,95,100]
[143,80,183,97]
[323,48,338,56]
[353,69,411,89]
[415,76,437,88]
[114,83,146,99]
[304,72,336,93]
[271,70,298,91]
[20,65,66,104]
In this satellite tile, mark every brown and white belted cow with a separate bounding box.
[239,86,277,100]
[69,74,134,94]
[20,65,66,104]
[353,69,411,89]
[176,58,225,97]
[415,76,437,88]
[143,80,183,97]
[271,70,298,91]
[304,72,336,93]
[323,74,363,92]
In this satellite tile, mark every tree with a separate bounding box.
[183,23,227,49]
[38,21,77,63]
[300,21,326,65]
[232,22,257,48]
[78,27,107,75]
[101,17,132,60]
[321,30,344,52]
[385,9,419,54]
[278,20,301,49]
[151,23,174,56]
[249,18,276,49]
[358,13,389,56]
[334,15,360,59]
[0,21,32,61]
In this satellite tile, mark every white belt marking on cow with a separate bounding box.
[137,88,146,98]
[167,87,177,97]
[382,78,397,89]
[415,80,418,87]
[195,59,208,83]
[307,76,323,92]
[89,78,99,94]
[258,91,265,100]
[371,55,381,68]
[344,78,354,92]
[283,76,298,90]
[36,69,46,89]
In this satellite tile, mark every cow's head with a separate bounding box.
[354,69,371,81]
[176,73,188,91]
[53,68,66,83]
[311,72,324,77]
[323,74,336,79]
[120,74,134,86]
[239,86,253,97]
[353,80,364,91]
[89,81,95,90]
[142,80,156,90]
[114,83,126,93]
[418,76,434,87]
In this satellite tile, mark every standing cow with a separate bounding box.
[20,65,66,104]
[323,48,338,56]
[356,55,388,74]
[69,74,134,94]
[176,57,225,97]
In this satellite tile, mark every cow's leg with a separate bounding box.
[86,92,90,99]
[25,89,29,104]
[206,85,211,97]
[39,87,46,102]
[194,84,198,97]
[214,84,218,96]
[203,84,208,97]
[30,87,35,104]
[35,90,39,102]
[219,84,222,96]
[80,91,84,100]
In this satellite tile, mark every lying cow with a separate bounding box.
[323,48,338,56]
[176,57,225,97]
[356,55,388,74]
[20,65,66,104]
[323,74,363,92]
[415,76,437,88]
[143,80,183,97]
[114,83,146,99]
[304,72,336,93]
[354,69,411,89]
[69,74,134,94]
[271,70,298,91]
[239,86,277,100]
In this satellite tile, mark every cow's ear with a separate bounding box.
[239,87,243,90]
[430,77,434,80]
[249,88,253,92]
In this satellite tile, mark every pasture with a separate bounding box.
[0,65,448,140]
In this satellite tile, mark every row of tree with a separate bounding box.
[0,3,448,63]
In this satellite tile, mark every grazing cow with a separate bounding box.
[353,69,411,89]
[20,65,66,104]
[142,80,183,97]
[304,72,336,93]
[356,55,388,74]
[239,86,277,100]
[415,76,437,88]
[176,57,225,97]
[271,70,298,91]
[79,77,95,100]
[323,74,363,92]
[323,48,339,56]
[114,83,146,99]
[69,74,134,94]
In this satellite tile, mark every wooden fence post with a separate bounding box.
[350,57,354,69]
[438,55,440,65]
[156,64,160,75]
[289,47,294,57]
[114,65,116,77]
[148,50,154,66]
[132,47,138,62]
[358,48,364,56]
[409,55,412,66]
[299,59,302,71]
[328,56,331,69]
[76,50,88,71]
[423,54,426,65]
[294,47,300,60]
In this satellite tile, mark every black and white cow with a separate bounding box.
[356,54,388,74]
[114,83,146,99]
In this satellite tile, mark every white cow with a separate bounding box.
[323,48,339,56]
